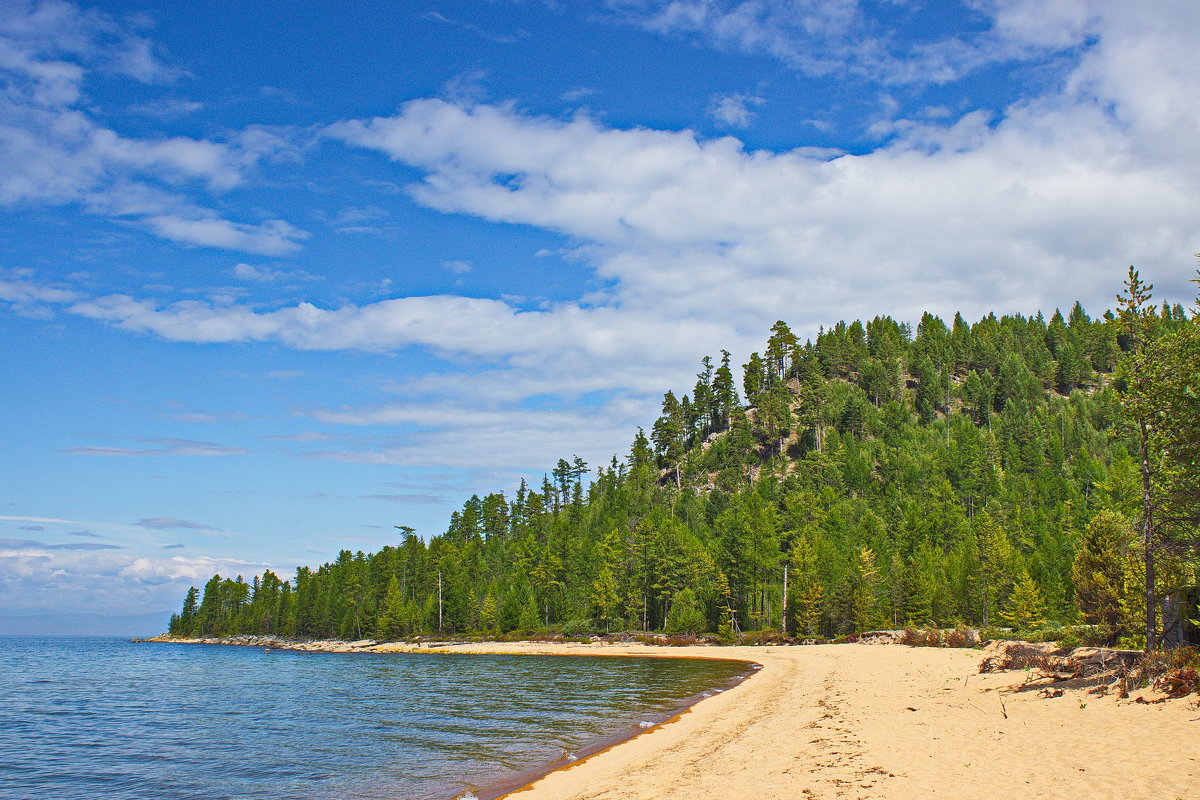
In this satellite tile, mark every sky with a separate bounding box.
[1,0,1198,622]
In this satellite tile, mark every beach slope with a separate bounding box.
[419,642,1197,800]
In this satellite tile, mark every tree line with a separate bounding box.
[170,268,1200,650]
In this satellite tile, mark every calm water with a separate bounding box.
[0,637,749,800]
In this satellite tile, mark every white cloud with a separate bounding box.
[0,1,306,254]
[612,0,1096,86]
[708,92,763,127]
[327,89,1195,324]
[8,1,1198,478]
[5,0,1200,510]
[304,401,640,473]
[0,548,275,615]
[231,262,318,282]
[142,216,307,255]
[0,272,81,316]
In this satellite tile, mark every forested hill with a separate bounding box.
[170,276,1200,649]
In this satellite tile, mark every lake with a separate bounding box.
[0,637,750,799]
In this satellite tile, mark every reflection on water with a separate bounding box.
[0,637,748,800]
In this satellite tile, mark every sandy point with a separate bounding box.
[405,641,1198,800]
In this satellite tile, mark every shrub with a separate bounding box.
[562,618,598,636]
[739,628,785,645]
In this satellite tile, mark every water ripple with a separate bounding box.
[0,637,747,800]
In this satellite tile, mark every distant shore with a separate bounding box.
[142,636,1198,799]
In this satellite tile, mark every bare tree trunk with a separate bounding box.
[437,571,443,635]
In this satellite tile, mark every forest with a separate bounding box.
[169,268,1200,651]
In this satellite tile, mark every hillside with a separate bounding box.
[169,278,1200,650]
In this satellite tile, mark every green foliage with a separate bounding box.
[172,286,1199,649]
[663,588,706,635]
[517,594,541,632]
[1000,571,1046,631]
[1072,510,1136,644]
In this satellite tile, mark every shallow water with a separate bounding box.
[0,637,748,800]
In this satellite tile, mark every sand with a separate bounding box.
[377,641,1199,800]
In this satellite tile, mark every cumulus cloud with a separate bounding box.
[323,51,1197,329]
[5,0,1200,489]
[0,548,275,615]
[0,0,305,254]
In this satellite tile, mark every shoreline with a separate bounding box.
[140,636,1199,799]
[140,634,765,800]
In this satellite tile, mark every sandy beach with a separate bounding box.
[147,637,1198,799]
[379,641,1199,800]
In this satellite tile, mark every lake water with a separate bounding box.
[0,637,750,800]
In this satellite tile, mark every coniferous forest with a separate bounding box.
[169,269,1200,651]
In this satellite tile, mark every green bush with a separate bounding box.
[562,618,598,636]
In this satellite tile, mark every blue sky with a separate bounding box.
[1,0,1198,620]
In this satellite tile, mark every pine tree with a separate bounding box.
[517,594,541,632]
[172,586,199,635]
[480,587,498,633]
[852,548,881,631]
[1072,511,1135,644]
[591,567,620,632]
[169,291,1195,648]
[663,588,706,635]
[714,571,737,640]
[712,350,738,431]
[1115,265,1160,649]
[1001,571,1046,631]
[375,575,404,640]
[651,391,686,488]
